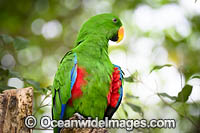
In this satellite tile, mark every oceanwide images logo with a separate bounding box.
[24,115,176,130]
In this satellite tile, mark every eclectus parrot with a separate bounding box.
[52,13,124,132]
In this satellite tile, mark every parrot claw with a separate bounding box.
[74,113,85,120]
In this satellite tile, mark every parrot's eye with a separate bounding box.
[112,18,117,23]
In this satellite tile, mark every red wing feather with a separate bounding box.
[107,67,122,107]
[68,66,87,105]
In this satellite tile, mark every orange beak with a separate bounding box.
[117,26,124,43]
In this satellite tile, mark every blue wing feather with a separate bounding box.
[60,53,77,120]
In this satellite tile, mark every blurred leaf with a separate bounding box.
[40,86,52,94]
[25,79,50,95]
[0,67,10,85]
[9,70,22,79]
[122,104,128,118]
[157,92,177,100]
[127,102,143,116]
[176,84,193,102]
[25,79,41,89]
[13,37,29,50]
[191,75,200,79]
[124,76,134,82]
[0,66,49,95]
[124,71,138,82]
[45,85,53,91]
[0,67,9,77]
[0,85,16,93]
[190,74,200,80]
[0,66,23,80]
[159,85,193,102]
[150,64,173,73]
[125,93,139,99]
[0,34,14,44]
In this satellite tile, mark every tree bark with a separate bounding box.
[0,87,33,133]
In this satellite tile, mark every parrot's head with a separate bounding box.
[75,13,124,46]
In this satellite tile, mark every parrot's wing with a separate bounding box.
[113,64,124,107]
[52,51,77,120]
[104,64,124,119]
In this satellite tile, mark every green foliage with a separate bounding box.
[0,85,16,92]
[125,93,139,99]
[24,79,51,95]
[150,64,173,73]
[157,92,177,100]
[126,102,144,116]
[0,63,50,95]
[0,34,50,94]
[190,74,200,80]
[124,71,138,82]
[0,66,14,92]
[158,85,193,103]
[0,34,29,50]
[176,84,193,102]
[0,34,14,44]
[13,37,29,50]
[122,104,128,118]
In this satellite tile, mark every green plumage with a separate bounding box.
[52,13,122,132]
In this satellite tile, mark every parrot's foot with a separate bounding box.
[74,113,85,120]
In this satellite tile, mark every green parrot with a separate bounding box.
[52,13,124,132]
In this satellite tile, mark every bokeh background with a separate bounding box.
[0,0,200,132]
